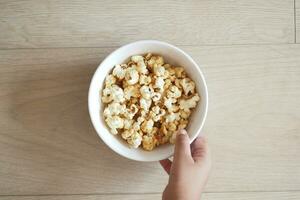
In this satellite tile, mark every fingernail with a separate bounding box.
[177,129,187,135]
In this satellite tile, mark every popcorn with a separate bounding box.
[142,135,157,151]
[140,85,153,100]
[105,75,116,87]
[105,116,124,135]
[102,87,113,103]
[180,78,196,96]
[153,108,166,122]
[178,119,188,130]
[137,116,145,124]
[140,110,147,118]
[180,110,191,119]
[151,105,160,114]
[166,68,176,82]
[151,127,159,138]
[102,85,125,103]
[167,86,182,99]
[123,118,134,130]
[140,98,152,111]
[121,129,134,139]
[132,122,141,131]
[154,77,165,91]
[160,123,169,136]
[131,55,144,63]
[125,67,139,85]
[141,119,154,134]
[174,79,182,89]
[164,97,176,112]
[130,97,139,104]
[167,122,177,132]
[139,75,151,85]
[165,112,180,123]
[164,78,172,90]
[162,70,170,79]
[164,63,171,69]
[179,94,200,111]
[150,106,166,122]
[124,104,139,119]
[127,131,142,148]
[145,53,152,60]
[153,65,165,76]
[147,55,164,69]
[101,53,200,151]
[152,92,161,102]
[174,67,185,77]
[111,85,125,103]
[131,55,148,75]
[124,85,140,100]
[166,67,175,76]
[103,102,126,117]
[113,64,126,80]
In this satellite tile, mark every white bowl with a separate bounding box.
[88,40,208,162]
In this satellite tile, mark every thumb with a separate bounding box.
[173,129,193,164]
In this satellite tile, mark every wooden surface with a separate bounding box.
[297,0,300,42]
[1,0,300,199]
[1,192,300,200]
[0,0,294,48]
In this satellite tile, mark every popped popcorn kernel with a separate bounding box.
[113,64,126,80]
[141,119,154,134]
[153,65,165,77]
[142,135,157,151]
[125,67,139,85]
[103,102,126,117]
[179,94,200,111]
[102,84,125,103]
[174,67,186,78]
[178,119,188,130]
[140,85,153,100]
[127,131,142,148]
[140,98,152,111]
[105,74,116,87]
[124,85,140,100]
[154,77,165,91]
[152,92,162,102]
[167,85,182,99]
[105,116,124,135]
[164,97,176,112]
[139,75,151,85]
[165,112,180,123]
[180,78,196,96]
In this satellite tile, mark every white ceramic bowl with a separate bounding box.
[88,40,208,162]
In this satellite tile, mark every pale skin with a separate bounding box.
[159,129,211,200]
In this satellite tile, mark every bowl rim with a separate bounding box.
[88,40,208,161]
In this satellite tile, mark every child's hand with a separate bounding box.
[159,129,211,200]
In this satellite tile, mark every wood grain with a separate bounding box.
[0,194,161,200]
[0,0,294,49]
[1,192,300,200]
[0,45,300,195]
[296,0,300,42]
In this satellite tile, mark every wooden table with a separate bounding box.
[1,0,300,199]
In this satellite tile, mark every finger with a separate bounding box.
[191,136,209,163]
[173,129,193,164]
[159,159,172,174]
